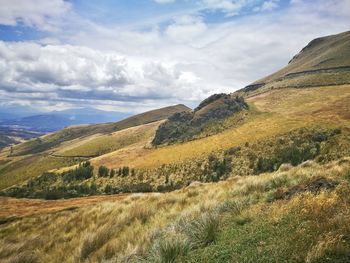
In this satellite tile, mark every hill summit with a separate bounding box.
[242,30,350,94]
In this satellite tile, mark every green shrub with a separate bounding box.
[122,166,129,177]
[98,166,109,177]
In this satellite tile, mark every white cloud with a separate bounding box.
[200,0,254,16]
[165,15,207,42]
[1,0,350,113]
[259,0,279,11]
[153,0,176,3]
[0,0,71,31]
[0,41,207,112]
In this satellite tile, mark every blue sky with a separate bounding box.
[0,0,349,113]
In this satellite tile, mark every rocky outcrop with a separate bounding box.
[152,95,248,145]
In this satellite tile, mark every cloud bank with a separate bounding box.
[0,0,349,112]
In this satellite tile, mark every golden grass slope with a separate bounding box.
[0,157,349,262]
[53,121,162,157]
[92,85,350,169]
[9,104,189,156]
[0,105,189,190]
[0,121,163,190]
[0,154,79,190]
[242,31,350,94]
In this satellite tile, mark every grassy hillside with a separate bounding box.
[1,158,349,262]
[91,85,350,169]
[153,95,248,145]
[0,105,189,190]
[9,104,190,156]
[53,121,161,157]
[241,31,350,94]
[2,84,349,200]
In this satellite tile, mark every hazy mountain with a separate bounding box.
[0,107,131,132]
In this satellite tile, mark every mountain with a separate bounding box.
[1,115,77,132]
[10,104,190,156]
[0,108,131,133]
[0,107,132,149]
[241,30,350,93]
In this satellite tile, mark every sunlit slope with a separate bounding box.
[0,105,189,190]
[0,154,77,190]
[242,31,350,94]
[1,158,349,262]
[0,121,163,190]
[53,121,161,157]
[92,85,350,169]
[9,104,190,156]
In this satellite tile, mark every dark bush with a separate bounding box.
[63,164,93,182]
[98,166,109,177]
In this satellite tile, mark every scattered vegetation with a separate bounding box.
[152,95,248,145]
[1,158,350,262]
[2,126,348,200]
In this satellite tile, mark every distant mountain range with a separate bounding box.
[0,108,131,133]
[0,107,132,148]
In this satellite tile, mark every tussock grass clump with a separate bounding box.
[215,198,249,214]
[184,213,219,248]
[142,212,219,262]
[146,235,190,263]
[80,223,115,261]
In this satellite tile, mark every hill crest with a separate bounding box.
[241,30,350,94]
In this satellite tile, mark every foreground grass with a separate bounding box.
[1,157,350,262]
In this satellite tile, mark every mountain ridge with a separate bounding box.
[241,30,350,94]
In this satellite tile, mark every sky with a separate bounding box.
[0,0,349,114]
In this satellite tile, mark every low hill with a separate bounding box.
[153,95,248,145]
[10,104,190,156]
[0,104,189,190]
[242,31,350,94]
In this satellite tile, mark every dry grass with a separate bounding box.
[54,121,160,157]
[0,158,349,262]
[0,86,349,190]
[91,85,350,169]
[0,154,80,190]
[0,194,129,218]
